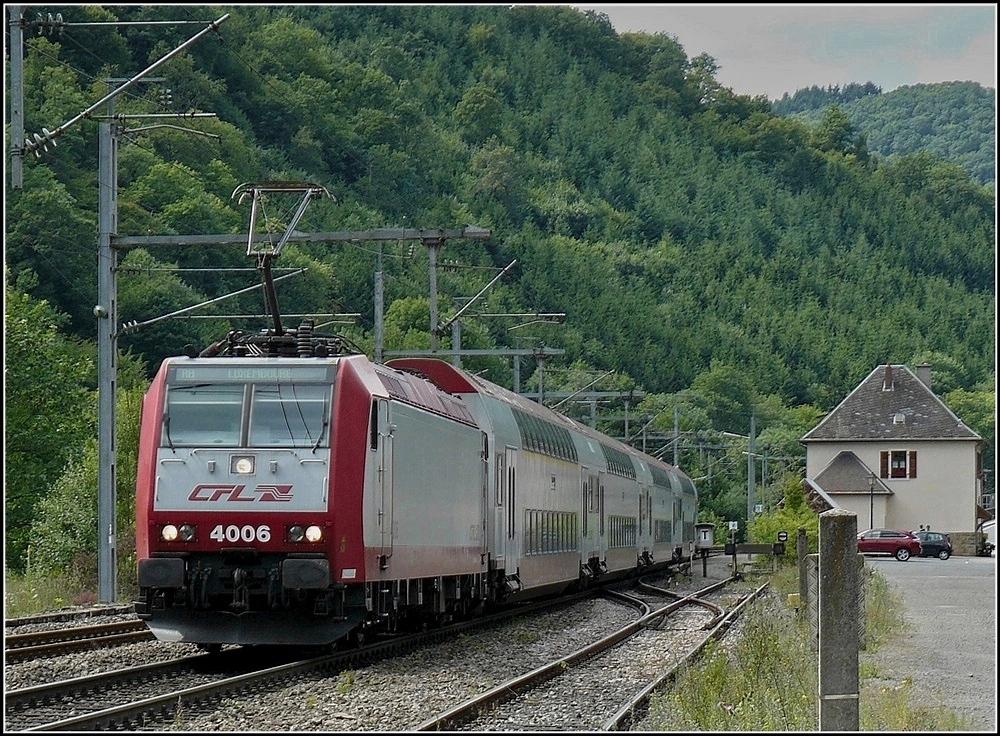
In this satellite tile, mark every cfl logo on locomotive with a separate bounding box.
[188,484,294,502]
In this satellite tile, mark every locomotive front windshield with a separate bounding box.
[163,365,333,449]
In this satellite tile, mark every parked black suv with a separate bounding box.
[913,530,953,560]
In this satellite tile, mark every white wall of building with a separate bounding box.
[806,440,980,534]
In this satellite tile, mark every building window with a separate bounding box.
[890,451,907,478]
[881,450,917,479]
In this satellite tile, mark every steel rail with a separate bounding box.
[602,580,770,731]
[412,578,730,731]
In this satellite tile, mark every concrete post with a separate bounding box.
[817,508,860,730]
[797,526,809,617]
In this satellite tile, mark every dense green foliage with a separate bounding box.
[775,81,995,186]
[4,5,995,576]
[772,82,884,114]
[4,286,96,567]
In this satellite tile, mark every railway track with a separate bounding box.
[4,592,597,731]
[4,647,331,732]
[413,575,765,731]
[604,582,766,731]
[4,620,153,663]
[6,558,740,731]
[5,604,136,629]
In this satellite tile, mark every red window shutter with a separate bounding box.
[880,451,889,478]
[909,451,917,478]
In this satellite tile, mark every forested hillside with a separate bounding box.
[5,5,995,572]
[773,81,996,186]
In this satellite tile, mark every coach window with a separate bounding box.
[249,384,330,448]
[163,384,244,447]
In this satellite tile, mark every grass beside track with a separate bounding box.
[643,563,971,731]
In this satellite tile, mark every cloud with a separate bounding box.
[574,4,996,99]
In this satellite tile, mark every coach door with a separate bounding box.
[494,446,518,567]
[480,432,489,559]
[581,469,600,547]
[375,399,394,559]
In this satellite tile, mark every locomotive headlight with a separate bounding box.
[231,455,255,475]
[161,524,196,542]
[288,525,323,543]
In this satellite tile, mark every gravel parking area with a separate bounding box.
[861,555,996,731]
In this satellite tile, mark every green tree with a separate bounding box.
[749,474,820,562]
[4,284,96,570]
[5,166,97,334]
[26,371,146,589]
[943,387,995,489]
[691,362,758,434]
[453,82,505,143]
[810,105,861,156]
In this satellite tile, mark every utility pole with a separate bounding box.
[95,19,228,603]
[426,237,443,351]
[7,5,25,188]
[674,404,680,467]
[375,244,385,362]
[747,411,756,541]
[96,92,119,605]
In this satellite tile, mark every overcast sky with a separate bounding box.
[572,4,996,100]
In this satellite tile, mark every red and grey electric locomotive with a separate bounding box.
[134,321,698,649]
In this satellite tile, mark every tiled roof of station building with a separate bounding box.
[800,364,982,442]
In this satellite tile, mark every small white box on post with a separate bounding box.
[695,522,715,548]
[695,522,715,577]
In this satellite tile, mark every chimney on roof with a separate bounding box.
[916,362,932,389]
[882,364,893,391]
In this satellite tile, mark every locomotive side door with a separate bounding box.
[376,399,394,558]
